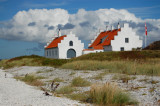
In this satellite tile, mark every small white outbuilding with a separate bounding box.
[44,31,84,59]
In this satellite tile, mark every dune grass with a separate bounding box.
[1,51,160,77]
[92,71,109,80]
[55,85,76,94]
[73,50,160,61]
[0,55,69,69]
[53,77,64,82]
[67,83,137,105]
[71,76,91,87]
[61,59,160,76]
[89,83,137,105]
[67,92,89,102]
[14,74,44,86]
[112,74,136,83]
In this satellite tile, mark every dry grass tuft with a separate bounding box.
[53,78,64,82]
[92,71,108,80]
[112,74,136,83]
[67,92,89,102]
[14,74,44,86]
[55,85,76,94]
[71,76,91,87]
[89,83,137,105]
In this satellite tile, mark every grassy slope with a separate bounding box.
[63,50,160,76]
[73,50,160,61]
[0,55,69,69]
[0,51,160,76]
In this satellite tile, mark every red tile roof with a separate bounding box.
[45,35,67,49]
[89,29,120,49]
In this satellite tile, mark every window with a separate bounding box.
[120,47,124,51]
[125,38,129,43]
[52,51,54,56]
[55,50,57,55]
[47,51,48,56]
[101,35,108,43]
[49,51,51,56]
[69,41,73,46]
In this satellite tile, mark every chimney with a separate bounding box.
[99,29,101,33]
[118,22,120,29]
[106,26,108,31]
[111,26,114,31]
[58,29,61,37]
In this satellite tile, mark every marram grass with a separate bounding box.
[89,83,137,105]
[61,59,160,76]
[55,85,76,94]
[14,74,44,86]
[71,76,91,87]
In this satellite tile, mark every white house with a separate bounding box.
[44,31,84,59]
[83,23,142,54]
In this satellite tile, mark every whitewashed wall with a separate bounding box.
[58,32,84,59]
[111,23,142,51]
[83,49,104,54]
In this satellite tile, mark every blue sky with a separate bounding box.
[0,0,160,59]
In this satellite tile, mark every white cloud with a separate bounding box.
[0,8,160,46]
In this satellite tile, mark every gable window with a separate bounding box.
[125,38,129,43]
[69,41,73,46]
[101,35,108,43]
[120,47,124,51]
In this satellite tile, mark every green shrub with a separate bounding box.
[71,76,91,87]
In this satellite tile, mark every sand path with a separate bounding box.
[0,69,84,106]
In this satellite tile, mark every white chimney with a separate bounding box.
[111,26,114,31]
[70,31,73,34]
[99,29,104,33]
[58,29,61,37]
[99,29,101,33]
[118,23,120,29]
[106,26,108,31]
